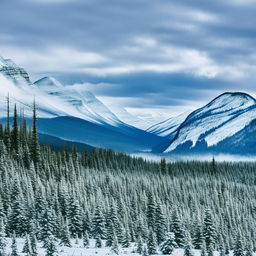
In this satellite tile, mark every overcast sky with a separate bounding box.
[1,0,256,117]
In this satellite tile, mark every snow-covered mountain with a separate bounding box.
[160,92,256,154]
[0,56,164,152]
[147,112,190,138]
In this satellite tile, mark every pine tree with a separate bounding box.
[106,222,114,247]
[11,104,19,153]
[142,244,149,256]
[45,235,58,256]
[0,219,6,255]
[59,222,71,247]
[95,236,102,248]
[11,233,18,256]
[233,235,244,256]
[207,243,214,256]
[159,232,177,255]
[23,233,32,255]
[92,205,105,239]
[30,99,40,166]
[184,234,193,256]
[201,241,207,256]
[155,202,166,244]
[83,231,90,247]
[171,210,185,248]
[193,223,203,249]
[111,233,120,255]
[30,233,38,256]
[245,242,253,256]
[147,192,156,229]
[122,228,131,248]
[67,198,82,237]
[203,209,216,250]
[147,229,157,255]
[136,235,144,254]
[160,158,167,173]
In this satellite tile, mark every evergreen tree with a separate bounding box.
[11,233,18,256]
[106,222,115,247]
[233,235,244,256]
[67,198,82,237]
[122,228,131,248]
[45,235,58,256]
[184,234,193,256]
[147,192,156,229]
[142,244,149,256]
[203,209,216,250]
[0,219,6,255]
[159,232,177,255]
[30,233,38,256]
[23,234,32,255]
[136,235,144,254]
[147,229,157,255]
[201,241,207,256]
[30,100,40,165]
[59,222,71,247]
[111,234,120,255]
[95,236,102,248]
[11,104,19,153]
[193,223,203,249]
[171,210,185,247]
[92,205,105,239]
[155,202,166,244]
[245,242,253,256]
[83,231,90,247]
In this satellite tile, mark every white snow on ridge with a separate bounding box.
[147,111,189,137]
[165,93,256,152]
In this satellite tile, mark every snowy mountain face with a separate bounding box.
[162,92,256,154]
[147,112,189,139]
[0,56,164,152]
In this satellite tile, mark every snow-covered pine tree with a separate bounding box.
[122,228,131,248]
[83,231,90,247]
[171,210,185,248]
[201,241,207,256]
[22,233,32,255]
[245,241,253,256]
[147,192,156,229]
[155,202,166,244]
[136,235,144,254]
[45,235,58,256]
[142,244,149,256]
[95,236,102,248]
[11,233,18,256]
[106,221,114,247]
[111,233,120,255]
[67,198,82,238]
[233,235,244,256]
[59,222,71,247]
[92,205,105,239]
[159,232,177,255]
[203,209,216,250]
[0,219,6,255]
[184,234,193,256]
[147,229,157,255]
[30,233,38,256]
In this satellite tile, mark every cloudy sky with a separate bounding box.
[1,0,256,118]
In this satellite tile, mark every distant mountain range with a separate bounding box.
[1,56,256,155]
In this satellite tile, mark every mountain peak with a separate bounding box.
[34,76,63,89]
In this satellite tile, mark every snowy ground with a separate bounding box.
[5,238,208,256]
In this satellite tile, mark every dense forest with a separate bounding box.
[0,99,255,256]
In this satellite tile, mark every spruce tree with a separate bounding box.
[142,244,149,256]
[0,219,6,255]
[30,99,40,166]
[155,202,166,244]
[83,231,90,247]
[159,232,177,255]
[11,233,18,256]
[147,192,156,229]
[23,233,32,255]
[147,229,157,255]
[59,222,71,247]
[95,236,102,248]
[122,228,131,248]
[201,241,207,256]
[111,233,120,255]
[45,235,58,256]
[184,234,193,256]
[92,205,105,239]
[67,198,82,237]
[136,235,144,254]
[11,104,19,153]
[245,242,253,256]
[233,235,244,256]
[203,209,216,250]
[171,210,185,248]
